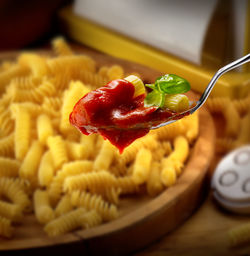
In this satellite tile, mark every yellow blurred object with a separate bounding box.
[59,6,250,99]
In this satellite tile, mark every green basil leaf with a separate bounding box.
[145,84,156,90]
[144,90,165,108]
[155,74,190,94]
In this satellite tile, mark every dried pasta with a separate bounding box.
[0,37,200,238]
[55,194,73,217]
[37,114,54,145]
[71,190,118,221]
[34,189,54,224]
[44,208,86,236]
[0,216,13,238]
[132,148,152,185]
[38,151,54,187]
[228,222,250,247]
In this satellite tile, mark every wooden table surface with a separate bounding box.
[135,185,250,256]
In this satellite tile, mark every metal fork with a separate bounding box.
[152,53,250,129]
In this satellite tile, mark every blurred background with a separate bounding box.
[0,0,250,255]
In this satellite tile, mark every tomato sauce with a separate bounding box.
[69,79,175,153]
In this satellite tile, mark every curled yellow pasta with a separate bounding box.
[164,94,189,112]
[79,209,102,229]
[71,190,118,221]
[55,194,73,217]
[47,135,68,170]
[0,157,20,178]
[222,103,240,138]
[228,222,250,247]
[0,216,13,238]
[60,80,90,133]
[124,75,145,97]
[0,177,31,212]
[132,148,152,185]
[52,37,74,57]
[38,151,54,187]
[0,133,14,157]
[119,134,158,165]
[66,141,88,160]
[44,208,86,237]
[37,114,54,145]
[107,65,124,80]
[19,140,44,182]
[48,160,93,203]
[14,108,31,160]
[34,189,54,224]
[0,200,23,222]
[64,170,116,193]
[18,53,49,77]
[147,162,164,196]
[94,141,118,171]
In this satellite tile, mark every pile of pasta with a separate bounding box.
[0,38,199,238]
[206,93,250,155]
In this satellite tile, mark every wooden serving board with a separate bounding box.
[0,46,215,256]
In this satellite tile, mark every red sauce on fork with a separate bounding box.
[70,79,176,153]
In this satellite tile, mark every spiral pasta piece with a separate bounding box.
[124,75,145,98]
[48,160,93,203]
[19,140,44,181]
[150,119,186,140]
[206,97,230,113]
[161,160,177,187]
[0,200,23,222]
[0,64,29,94]
[0,177,31,212]
[237,112,250,144]
[183,111,199,143]
[18,53,49,77]
[215,138,237,154]
[52,37,74,56]
[38,151,54,187]
[66,141,89,160]
[107,65,124,80]
[77,69,109,89]
[119,134,158,165]
[34,189,54,224]
[0,216,13,238]
[94,141,118,171]
[0,157,20,178]
[14,108,31,160]
[37,114,54,145]
[71,190,118,221]
[63,170,116,193]
[60,80,90,133]
[79,209,102,229]
[228,222,250,247]
[0,133,14,157]
[114,176,139,194]
[164,94,190,112]
[47,135,68,170]
[132,148,152,185]
[47,55,96,76]
[222,103,240,138]
[9,75,41,90]
[44,208,86,236]
[147,162,164,196]
[42,96,63,111]
[0,109,14,136]
[9,80,56,103]
[103,187,121,205]
[233,94,250,115]
[55,194,73,217]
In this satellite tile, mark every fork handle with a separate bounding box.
[192,53,250,113]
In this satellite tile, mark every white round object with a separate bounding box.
[211,145,250,214]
